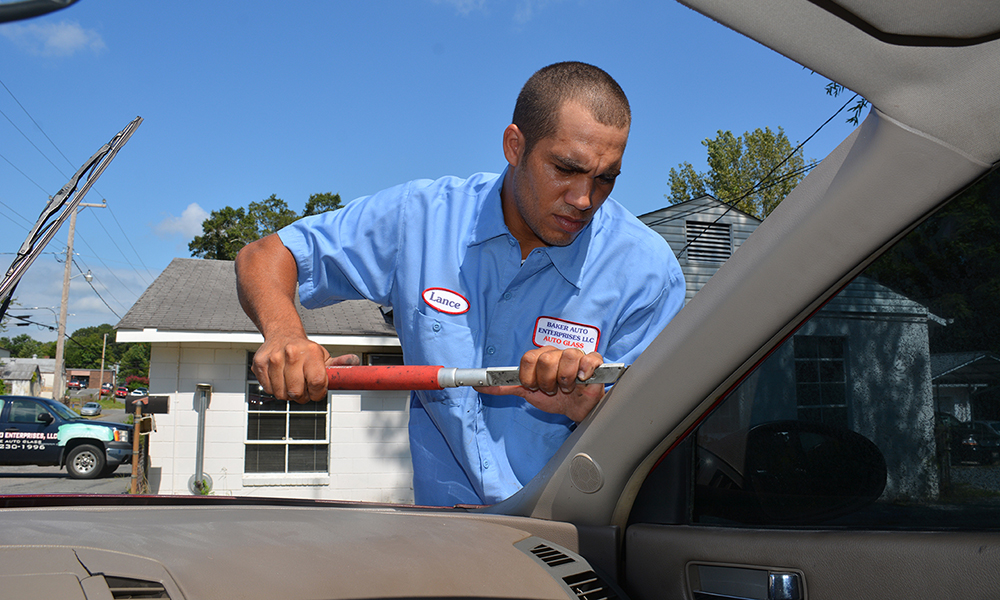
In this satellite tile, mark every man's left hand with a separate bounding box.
[475,346,606,423]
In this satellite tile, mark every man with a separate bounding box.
[235,61,685,506]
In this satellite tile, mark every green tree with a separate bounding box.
[118,343,151,381]
[64,324,125,369]
[187,206,257,260]
[667,127,808,219]
[189,192,343,260]
[0,333,49,358]
[246,194,298,236]
[303,192,344,217]
[826,82,869,125]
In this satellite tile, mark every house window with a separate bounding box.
[794,336,848,428]
[245,354,329,474]
[686,220,733,263]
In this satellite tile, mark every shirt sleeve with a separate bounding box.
[602,263,686,367]
[277,181,414,308]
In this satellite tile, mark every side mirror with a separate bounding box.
[744,421,887,523]
[37,412,54,424]
[695,420,887,525]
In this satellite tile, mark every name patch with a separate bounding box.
[422,288,470,315]
[533,316,600,353]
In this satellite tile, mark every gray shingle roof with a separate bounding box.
[4,358,56,375]
[116,258,396,337]
[0,361,41,381]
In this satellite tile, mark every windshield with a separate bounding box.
[0,2,861,503]
[47,400,82,422]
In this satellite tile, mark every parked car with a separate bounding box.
[114,386,128,398]
[951,422,1000,465]
[2,1,1000,599]
[129,387,148,397]
[79,402,102,417]
[100,383,113,395]
[66,380,82,389]
[0,395,131,478]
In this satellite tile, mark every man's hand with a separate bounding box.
[236,234,361,404]
[476,346,606,423]
[252,336,360,404]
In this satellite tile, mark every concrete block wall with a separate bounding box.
[147,342,413,503]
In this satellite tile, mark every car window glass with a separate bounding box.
[46,401,78,422]
[9,399,43,424]
[689,167,1000,529]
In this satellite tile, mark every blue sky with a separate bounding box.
[0,0,860,343]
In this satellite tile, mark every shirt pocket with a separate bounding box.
[409,308,478,407]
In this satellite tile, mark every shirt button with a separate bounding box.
[508,237,517,246]
[483,460,490,468]
[486,346,496,355]
[503,292,512,300]
[432,321,441,332]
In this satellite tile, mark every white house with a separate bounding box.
[0,359,42,396]
[116,258,412,502]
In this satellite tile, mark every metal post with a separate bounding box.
[130,402,141,495]
[189,383,213,494]
[98,332,107,391]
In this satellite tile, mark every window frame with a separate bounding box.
[244,354,331,478]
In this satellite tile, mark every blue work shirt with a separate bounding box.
[278,170,685,506]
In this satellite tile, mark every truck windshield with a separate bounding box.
[47,402,82,422]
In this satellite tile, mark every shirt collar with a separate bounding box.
[469,168,510,246]
[470,166,595,290]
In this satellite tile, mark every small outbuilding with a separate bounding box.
[116,258,411,502]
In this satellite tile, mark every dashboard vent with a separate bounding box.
[104,576,170,599]
[563,570,620,600]
[530,543,577,567]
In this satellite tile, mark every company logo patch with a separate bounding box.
[533,316,600,353]
[422,288,470,315]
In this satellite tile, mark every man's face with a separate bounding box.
[503,101,628,258]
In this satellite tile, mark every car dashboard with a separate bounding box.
[0,499,622,600]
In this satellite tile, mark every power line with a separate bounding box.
[73,234,144,300]
[73,260,121,319]
[673,94,859,258]
[83,206,153,286]
[1,78,154,293]
[0,151,51,195]
[104,201,155,282]
[0,77,75,171]
[0,103,69,179]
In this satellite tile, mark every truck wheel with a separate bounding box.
[66,444,106,479]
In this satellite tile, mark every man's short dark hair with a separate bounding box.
[512,61,631,157]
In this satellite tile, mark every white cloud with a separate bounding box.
[0,20,106,57]
[433,0,488,15]
[154,203,209,239]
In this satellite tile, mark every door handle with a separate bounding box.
[692,565,802,600]
[769,572,802,600]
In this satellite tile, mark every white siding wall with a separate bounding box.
[147,342,413,503]
[641,197,762,302]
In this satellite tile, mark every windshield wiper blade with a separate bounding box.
[0,116,142,321]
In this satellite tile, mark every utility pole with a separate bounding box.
[99,332,107,390]
[53,202,104,401]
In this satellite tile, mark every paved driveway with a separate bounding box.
[0,462,133,495]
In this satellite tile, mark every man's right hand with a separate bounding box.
[236,234,361,403]
[252,336,360,403]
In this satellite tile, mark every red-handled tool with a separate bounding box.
[326,363,628,391]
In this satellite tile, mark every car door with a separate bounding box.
[619,162,1000,598]
[0,398,62,466]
